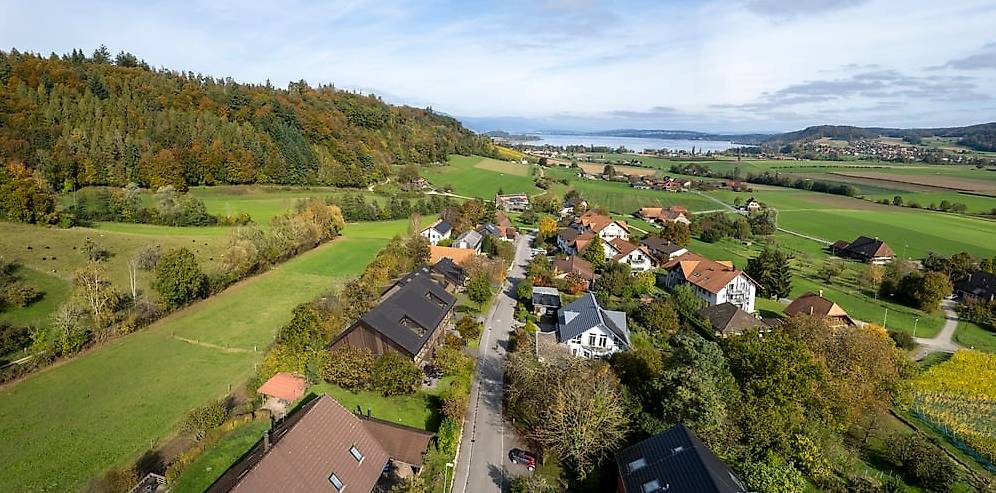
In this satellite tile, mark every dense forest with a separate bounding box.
[0,46,495,191]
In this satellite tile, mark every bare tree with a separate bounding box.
[127,258,138,301]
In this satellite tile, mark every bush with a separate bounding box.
[437,417,461,456]
[153,248,208,308]
[180,400,230,441]
[324,346,375,389]
[456,316,482,342]
[134,244,162,270]
[2,281,41,307]
[434,345,473,377]
[82,237,110,262]
[888,433,956,489]
[441,378,471,420]
[890,330,916,350]
[371,352,422,396]
[0,322,31,356]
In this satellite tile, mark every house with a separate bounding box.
[954,271,996,302]
[785,291,858,329]
[615,423,748,493]
[495,193,530,212]
[419,219,452,246]
[573,211,630,242]
[561,196,589,216]
[742,197,761,212]
[556,293,630,358]
[552,256,596,290]
[208,395,433,493]
[556,227,596,256]
[429,245,476,266]
[636,206,691,225]
[453,229,483,252]
[491,210,518,240]
[640,237,688,263]
[662,252,757,313]
[257,372,308,406]
[531,286,562,316]
[607,238,656,273]
[330,269,456,364]
[698,303,767,337]
[831,236,895,264]
[430,258,466,291]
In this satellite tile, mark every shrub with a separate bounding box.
[434,345,472,377]
[2,281,41,307]
[437,417,461,456]
[324,347,375,389]
[441,378,471,420]
[153,248,208,308]
[455,316,482,342]
[180,400,230,441]
[82,237,110,262]
[371,352,422,396]
[0,322,31,356]
[888,433,956,489]
[134,244,162,270]
[889,330,916,350]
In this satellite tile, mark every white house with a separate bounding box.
[556,293,630,359]
[573,211,630,242]
[662,252,757,313]
[607,239,656,273]
[420,219,452,246]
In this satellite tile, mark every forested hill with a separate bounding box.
[762,123,996,151]
[0,48,495,190]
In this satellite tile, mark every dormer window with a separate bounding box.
[400,316,426,336]
[426,291,446,308]
[349,445,363,462]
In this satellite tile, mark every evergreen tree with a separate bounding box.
[745,247,793,299]
[582,235,606,269]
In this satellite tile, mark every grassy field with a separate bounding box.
[955,321,996,353]
[308,382,444,431]
[422,155,543,198]
[0,219,411,492]
[169,419,271,493]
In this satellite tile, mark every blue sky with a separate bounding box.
[3,0,996,132]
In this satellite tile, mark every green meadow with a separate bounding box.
[0,219,411,492]
[422,155,544,198]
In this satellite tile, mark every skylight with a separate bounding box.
[349,445,363,462]
[400,315,426,336]
[642,479,661,493]
[328,473,344,491]
[627,457,647,472]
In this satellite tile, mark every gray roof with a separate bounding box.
[955,270,996,300]
[351,270,456,356]
[531,286,562,308]
[434,220,453,235]
[616,423,747,493]
[481,223,502,237]
[556,293,629,345]
[455,229,483,249]
[431,258,466,286]
[698,303,765,335]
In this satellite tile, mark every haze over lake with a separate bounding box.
[526,133,738,152]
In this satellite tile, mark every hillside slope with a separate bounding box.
[0,48,494,190]
[763,123,996,151]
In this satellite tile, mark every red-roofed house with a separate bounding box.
[662,252,757,313]
[257,373,308,404]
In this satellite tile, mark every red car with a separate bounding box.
[508,448,537,471]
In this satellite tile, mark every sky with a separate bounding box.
[3,0,996,133]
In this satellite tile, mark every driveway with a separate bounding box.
[913,299,961,359]
[451,234,532,493]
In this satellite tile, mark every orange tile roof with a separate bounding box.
[257,372,308,402]
[785,292,851,318]
[430,246,476,265]
[577,211,629,233]
[663,252,743,294]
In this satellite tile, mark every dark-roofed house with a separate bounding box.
[557,293,630,358]
[531,286,562,316]
[831,236,895,264]
[330,269,456,364]
[208,395,433,493]
[430,258,466,291]
[453,229,484,252]
[420,219,452,245]
[698,302,767,337]
[785,291,857,329]
[641,237,688,263]
[615,423,747,493]
[954,270,996,302]
[552,256,595,290]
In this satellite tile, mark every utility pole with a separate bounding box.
[882,307,888,329]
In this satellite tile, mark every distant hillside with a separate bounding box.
[588,128,770,144]
[763,123,996,151]
[0,48,494,190]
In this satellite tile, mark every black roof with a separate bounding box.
[698,303,765,335]
[431,258,466,286]
[616,424,747,493]
[954,270,996,300]
[531,287,562,308]
[354,270,456,356]
[641,237,685,256]
[434,220,453,235]
[844,236,894,259]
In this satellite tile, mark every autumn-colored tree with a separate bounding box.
[537,215,558,239]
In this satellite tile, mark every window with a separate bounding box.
[349,445,363,462]
[598,335,607,347]
[425,291,446,308]
[400,316,426,336]
[642,479,661,493]
[328,473,344,491]
[588,334,596,346]
[628,457,647,472]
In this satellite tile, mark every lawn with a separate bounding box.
[168,419,271,493]
[308,382,443,431]
[955,321,996,353]
[0,219,410,492]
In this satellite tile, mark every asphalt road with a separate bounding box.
[451,233,532,493]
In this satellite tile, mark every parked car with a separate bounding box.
[508,448,537,471]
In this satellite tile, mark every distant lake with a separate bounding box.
[525,133,737,152]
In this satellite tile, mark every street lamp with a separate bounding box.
[442,462,454,493]
[913,317,919,338]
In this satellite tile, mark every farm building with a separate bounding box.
[615,423,747,493]
[208,395,433,493]
[329,269,455,364]
[785,291,857,329]
[830,236,895,264]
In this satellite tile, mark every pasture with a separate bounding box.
[422,155,543,198]
[0,219,411,492]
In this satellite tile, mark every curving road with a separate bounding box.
[913,299,961,358]
[451,234,531,493]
